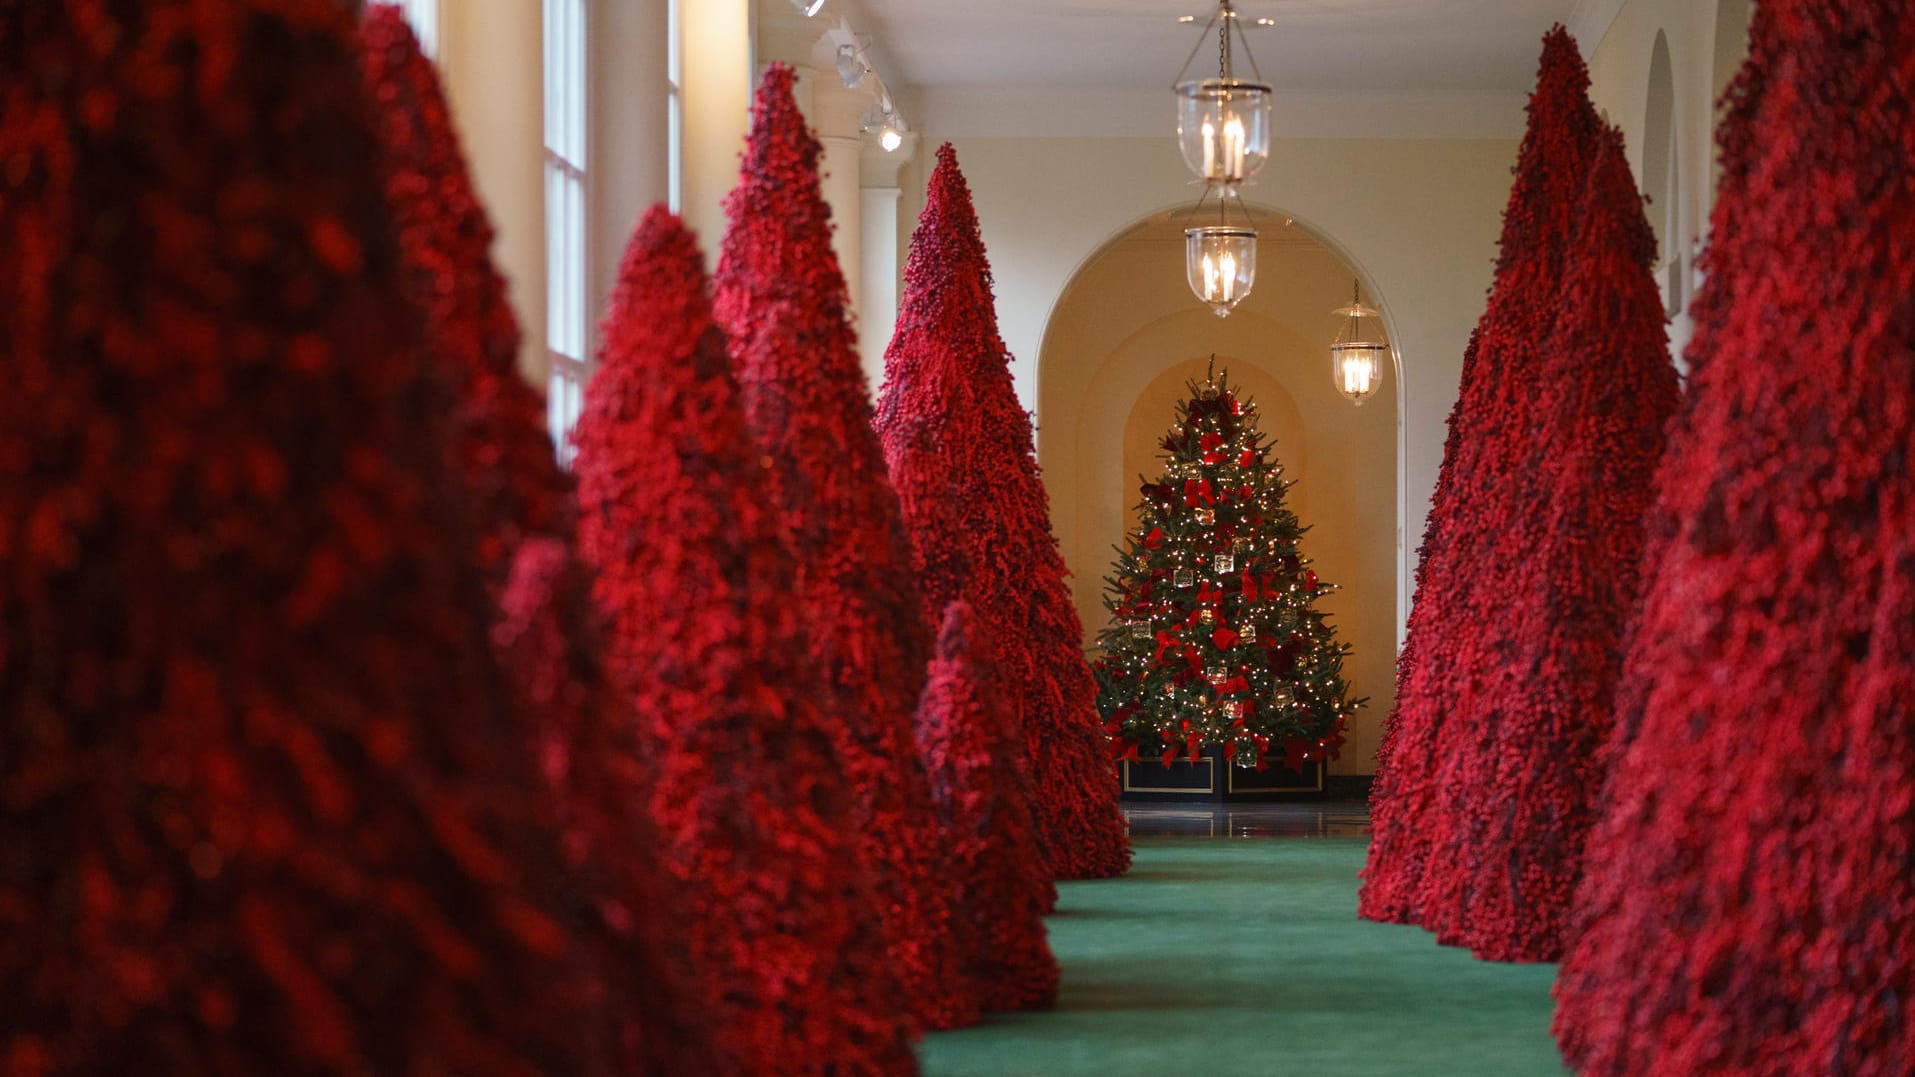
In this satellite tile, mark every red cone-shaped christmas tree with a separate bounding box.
[877,143,1131,882]
[492,540,717,1074]
[1360,25,1604,925]
[363,11,706,1060]
[358,5,569,594]
[1412,126,1678,962]
[713,65,965,1031]
[0,3,621,1072]
[1554,3,1915,1072]
[916,602,1061,1014]
[574,206,918,1075]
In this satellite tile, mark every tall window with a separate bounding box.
[396,0,437,55]
[545,0,588,463]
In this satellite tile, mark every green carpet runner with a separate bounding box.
[921,837,1566,1076]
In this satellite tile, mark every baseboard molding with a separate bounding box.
[1323,774,1375,802]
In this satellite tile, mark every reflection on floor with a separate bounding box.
[1124,800,1372,840]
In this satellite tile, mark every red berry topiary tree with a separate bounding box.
[574,206,918,1075]
[916,602,1061,1014]
[363,12,708,1061]
[713,65,965,1031]
[358,4,569,594]
[877,143,1131,882]
[1360,25,1604,926]
[1413,126,1679,962]
[0,2,626,1072]
[1554,2,1915,1073]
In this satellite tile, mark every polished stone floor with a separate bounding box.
[1123,800,1372,840]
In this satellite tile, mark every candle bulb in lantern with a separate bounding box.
[1223,115,1246,180]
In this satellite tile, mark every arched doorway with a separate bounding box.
[1644,30,1681,321]
[1038,207,1400,772]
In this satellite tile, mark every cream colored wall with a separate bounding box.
[1581,0,1755,362]
[680,0,753,265]
[1050,227,1398,773]
[899,135,1518,655]
[588,0,671,360]
[438,0,547,385]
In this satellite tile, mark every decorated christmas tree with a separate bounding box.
[1411,125,1678,963]
[1554,0,1915,1072]
[915,602,1060,1014]
[358,4,569,595]
[877,144,1131,881]
[574,206,917,1075]
[0,2,628,1071]
[1093,370,1360,771]
[714,65,964,1031]
[1360,25,1604,926]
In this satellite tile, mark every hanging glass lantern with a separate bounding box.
[1331,278,1388,406]
[1177,81,1272,186]
[1186,224,1257,316]
[1174,2,1273,187]
[1214,551,1236,574]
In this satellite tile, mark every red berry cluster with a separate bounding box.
[1555,1,1915,1072]
[878,144,1132,882]
[915,602,1061,1014]
[714,65,966,1031]
[573,207,918,1075]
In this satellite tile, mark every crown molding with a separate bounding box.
[916,85,1527,142]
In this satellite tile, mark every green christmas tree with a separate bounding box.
[1093,368,1364,772]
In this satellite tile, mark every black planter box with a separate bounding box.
[1120,744,1324,802]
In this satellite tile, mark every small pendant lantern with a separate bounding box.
[1174,2,1272,186]
[1331,278,1388,405]
[1186,220,1258,317]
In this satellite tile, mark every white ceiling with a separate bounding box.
[849,0,1581,96]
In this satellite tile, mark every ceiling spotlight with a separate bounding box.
[1177,14,1197,22]
[860,101,907,152]
[836,43,869,87]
